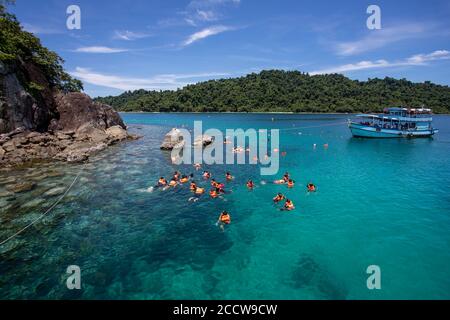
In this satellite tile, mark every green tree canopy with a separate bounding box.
[0,2,83,92]
[95,70,450,114]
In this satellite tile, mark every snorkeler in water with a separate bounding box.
[307,182,316,192]
[157,177,167,187]
[287,179,295,188]
[273,193,285,203]
[203,171,211,179]
[283,199,295,211]
[172,171,181,181]
[246,179,255,189]
[217,211,231,231]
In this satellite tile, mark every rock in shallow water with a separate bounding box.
[6,182,36,193]
[0,190,13,197]
[44,187,66,197]
[21,197,46,208]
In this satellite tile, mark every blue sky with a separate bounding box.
[9,0,450,97]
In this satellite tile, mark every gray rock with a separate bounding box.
[160,128,185,150]
[0,190,13,197]
[6,182,36,193]
[44,187,66,197]
[105,125,128,142]
[193,134,214,147]
[0,60,136,167]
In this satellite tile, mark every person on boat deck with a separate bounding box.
[287,179,295,188]
[203,171,211,179]
[307,183,316,192]
[246,180,255,189]
[284,199,295,211]
[226,172,233,180]
[217,211,231,230]
[158,177,167,186]
[273,193,285,203]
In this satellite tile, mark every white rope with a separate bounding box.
[275,121,348,131]
[0,162,85,247]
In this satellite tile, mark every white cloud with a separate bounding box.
[74,46,129,53]
[22,23,62,35]
[335,24,428,56]
[160,0,240,28]
[406,50,450,64]
[70,67,229,91]
[114,30,151,41]
[196,10,218,21]
[182,25,234,46]
[310,50,450,75]
[189,0,240,8]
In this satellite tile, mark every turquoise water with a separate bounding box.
[0,113,449,299]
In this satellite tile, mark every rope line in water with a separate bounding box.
[274,121,348,131]
[0,163,86,247]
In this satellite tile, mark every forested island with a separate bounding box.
[95,71,450,113]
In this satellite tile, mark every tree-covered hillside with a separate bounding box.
[95,70,450,113]
[0,2,82,92]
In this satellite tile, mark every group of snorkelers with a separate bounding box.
[157,171,193,188]
[155,169,317,229]
[270,172,317,211]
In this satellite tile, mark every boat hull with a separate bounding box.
[348,122,438,138]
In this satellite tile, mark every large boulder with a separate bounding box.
[0,60,56,134]
[106,125,128,142]
[160,128,185,150]
[193,134,214,147]
[0,59,137,167]
[50,92,126,132]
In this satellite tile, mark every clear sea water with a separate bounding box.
[0,113,449,299]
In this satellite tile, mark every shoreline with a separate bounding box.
[118,111,450,115]
[118,111,352,115]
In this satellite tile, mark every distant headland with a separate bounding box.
[94,70,450,114]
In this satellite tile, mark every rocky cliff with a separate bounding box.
[0,59,135,167]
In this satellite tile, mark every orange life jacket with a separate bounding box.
[285,202,294,209]
[209,190,218,198]
[220,214,231,224]
[195,187,205,194]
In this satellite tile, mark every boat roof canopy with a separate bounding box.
[384,107,432,113]
[355,114,432,122]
